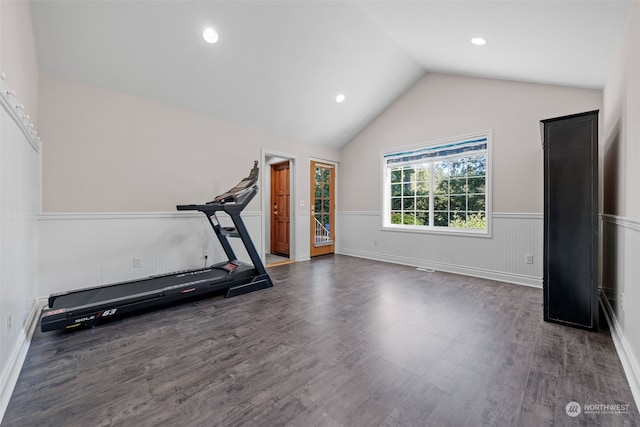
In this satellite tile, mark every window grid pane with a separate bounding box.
[387,148,487,231]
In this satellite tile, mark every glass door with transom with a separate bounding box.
[310,161,335,257]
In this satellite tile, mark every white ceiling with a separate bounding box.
[30,1,630,148]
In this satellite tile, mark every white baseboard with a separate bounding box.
[336,247,542,288]
[0,299,43,423]
[600,294,640,409]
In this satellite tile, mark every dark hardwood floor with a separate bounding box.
[3,255,638,426]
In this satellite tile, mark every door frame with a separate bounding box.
[309,157,338,257]
[261,149,297,264]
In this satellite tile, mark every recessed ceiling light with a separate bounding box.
[336,93,346,103]
[471,37,487,46]
[203,27,219,44]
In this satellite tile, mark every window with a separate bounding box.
[382,131,490,234]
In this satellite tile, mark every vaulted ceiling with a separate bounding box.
[31,1,629,148]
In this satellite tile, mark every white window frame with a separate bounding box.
[380,130,492,237]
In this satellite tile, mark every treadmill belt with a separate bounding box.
[51,268,229,309]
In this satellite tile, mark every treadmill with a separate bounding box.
[41,161,273,332]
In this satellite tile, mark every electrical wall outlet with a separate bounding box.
[133,257,143,268]
[373,239,378,246]
[525,254,534,264]
[6,312,12,333]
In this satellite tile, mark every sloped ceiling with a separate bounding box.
[30,1,629,148]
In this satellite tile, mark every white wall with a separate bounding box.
[601,1,640,405]
[0,1,39,128]
[338,73,601,286]
[39,74,339,213]
[340,73,602,212]
[0,0,41,420]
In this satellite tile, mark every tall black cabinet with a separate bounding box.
[541,110,599,331]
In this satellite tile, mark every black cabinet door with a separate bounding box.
[542,110,598,331]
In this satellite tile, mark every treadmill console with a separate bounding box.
[209,160,259,204]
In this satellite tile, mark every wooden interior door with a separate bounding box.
[270,161,290,257]
[310,161,335,257]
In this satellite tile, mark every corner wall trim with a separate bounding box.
[0,299,42,423]
[600,294,640,409]
[601,214,640,232]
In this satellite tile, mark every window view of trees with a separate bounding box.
[388,155,487,230]
[314,166,332,232]
[390,165,429,226]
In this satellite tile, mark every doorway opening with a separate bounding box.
[310,160,336,257]
[262,152,296,267]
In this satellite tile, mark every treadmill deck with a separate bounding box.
[41,263,262,331]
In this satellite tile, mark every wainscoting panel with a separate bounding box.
[336,212,543,287]
[38,211,263,298]
[602,215,640,405]
[0,81,41,420]
[296,211,311,261]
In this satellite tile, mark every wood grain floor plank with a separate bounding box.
[2,255,639,426]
